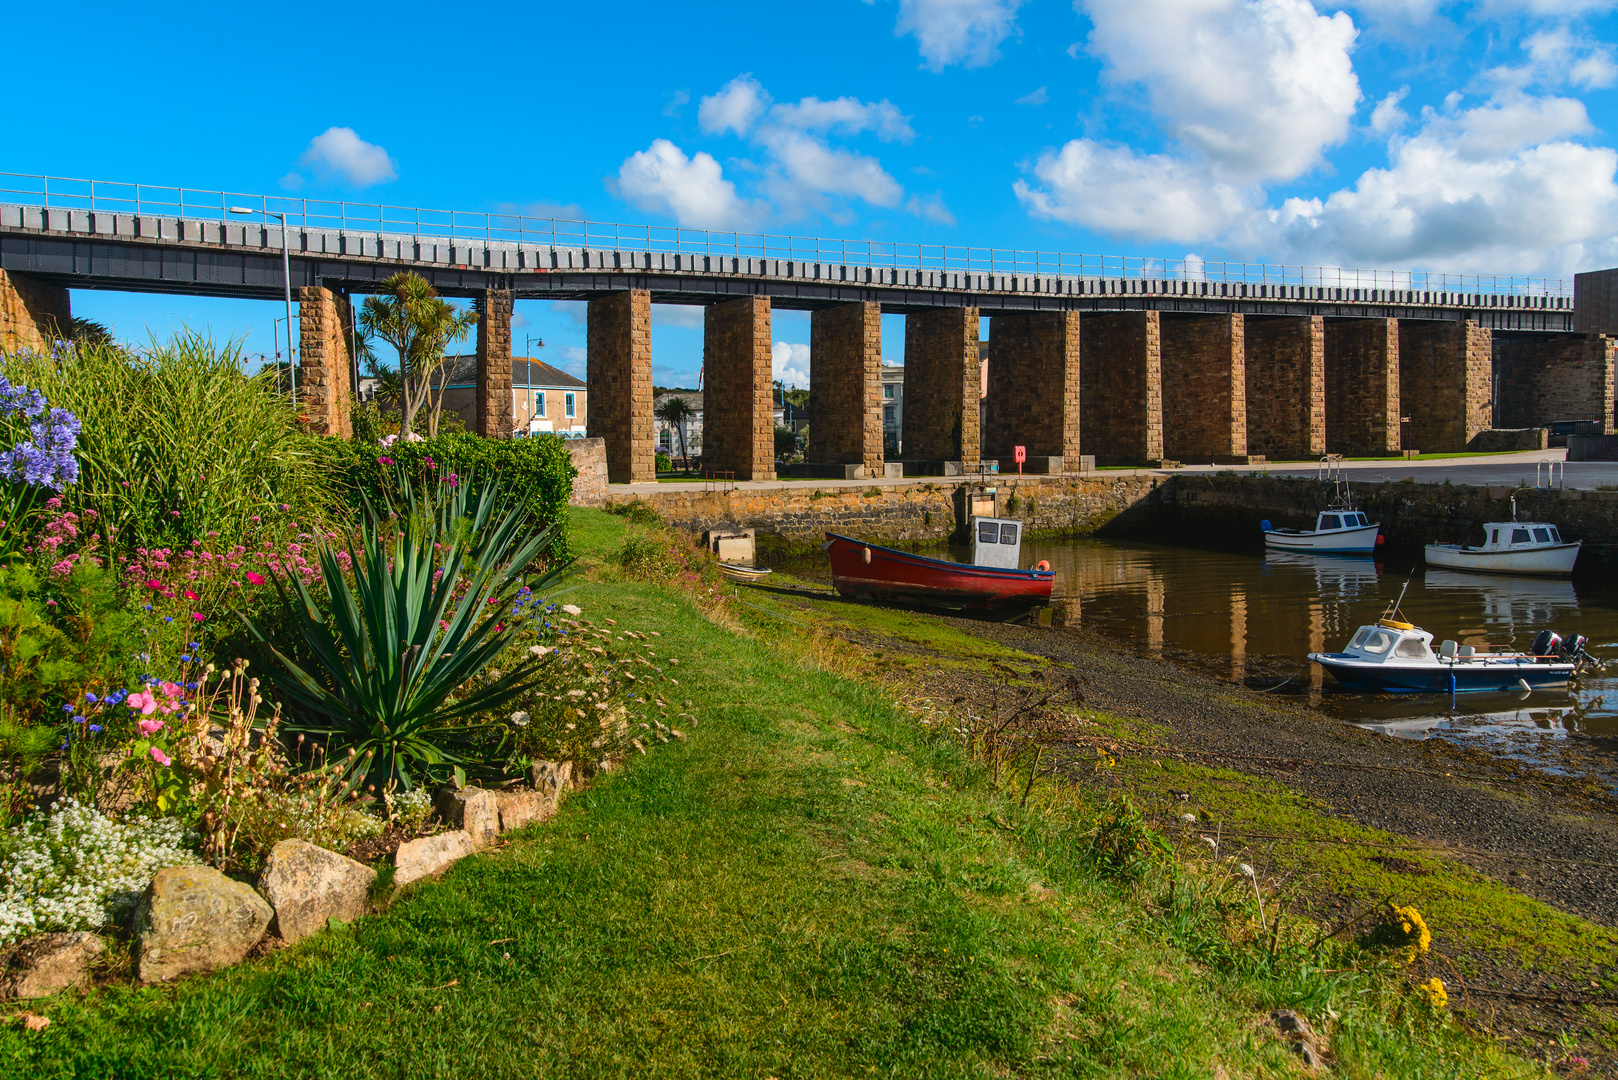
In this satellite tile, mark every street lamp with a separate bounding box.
[228,205,297,406]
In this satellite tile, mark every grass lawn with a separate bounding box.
[1,509,1540,1078]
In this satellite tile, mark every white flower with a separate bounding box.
[561,604,583,616]
[529,645,553,658]
[1200,836,1218,850]
[404,431,424,442]
[1180,813,1197,824]
[510,711,530,726]
[1239,863,1256,878]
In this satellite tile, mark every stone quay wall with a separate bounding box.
[567,437,608,506]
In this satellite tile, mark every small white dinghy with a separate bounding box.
[719,564,773,585]
[1263,508,1382,554]
[1425,505,1580,577]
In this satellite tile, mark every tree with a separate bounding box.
[356,273,477,437]
[655,396,695,468]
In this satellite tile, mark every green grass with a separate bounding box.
[0,510,1540,1077]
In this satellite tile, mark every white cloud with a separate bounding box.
[1077,0,1361,183]
[1512,29,1618,90]
[699,75,771,136]
[772,342,811,389]
[1479,0,1617,14]
[768,97,915,142]
[615,139,763,230]
[560,346,586,377]
[652,304,705,329]
[758,129,905,209]
[1370,87,1409,134]
[1015,86,1049,106]
[297,127,397,187]
[906,192,958,225]
[897,0,1023,71]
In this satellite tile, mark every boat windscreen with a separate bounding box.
[1512,528,1531,543]
[1320,514,1341,530]
[999,523,1019,545]
[1359,630,1394,655]
[977,521,998,543]
[1549,526,1562,542]
[1533,527,1551,543]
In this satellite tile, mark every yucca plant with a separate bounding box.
[241,469,570,792]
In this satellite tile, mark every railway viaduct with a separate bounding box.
[1,177,1613,482]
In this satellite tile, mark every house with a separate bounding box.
[653,391,703,456]
[879,345,989,455]
[436,355,589,437]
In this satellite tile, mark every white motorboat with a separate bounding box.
[1425,518,1580,577]
[1262,508,1382,554]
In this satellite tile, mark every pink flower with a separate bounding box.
[183,590,199,600]
[191,612,205,622]
[127,690,158,715]
[139,718,165,736]
[160,682,183,699]
[148,746,171,767]
[145,579,163,591]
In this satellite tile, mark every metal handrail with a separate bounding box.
[0,169,1573,297]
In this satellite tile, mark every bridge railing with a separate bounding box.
[0,170,1572,298]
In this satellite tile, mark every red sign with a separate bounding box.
[1013,445,1027,463]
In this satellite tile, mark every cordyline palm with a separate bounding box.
[655,396,694,465]
[358,272,477,437]
[241,471,570,791]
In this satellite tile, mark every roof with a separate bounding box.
[440,355,587,389]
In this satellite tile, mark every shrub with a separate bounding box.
[0,799,200,946]
[607,499,662,526]
[226,789,384,875]
[655,452,673,473]
[325,432,576,561]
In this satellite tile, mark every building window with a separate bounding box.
[883,384,894,399]
[566,392,576,417]
[535,392,546,417]
[884,405,895,425]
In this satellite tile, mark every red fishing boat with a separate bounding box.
[823,529,1054,610]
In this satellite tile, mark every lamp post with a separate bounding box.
[228,206,297,406]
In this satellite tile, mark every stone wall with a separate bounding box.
[1080,312,1162,466]
[1324,318,1400,455]
[903,307,981,464]
[982,311,1081,464]
[612,474,1161,544]
[1399,319,1492,453]
[1244,315,1324,461]
[567,437,608,505]
[1494,332,1616,431]
[0,269,70,355]
[704,296,775,481]
[808,302,883,471]
[1161,313,1246,462]
[295,286,353,437]
[475,290,513,440]
[587,290,655,483]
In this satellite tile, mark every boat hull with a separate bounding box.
[1308,652,1574,693]
[1424,542,1580,577]
[825,533,1054,610]
[1264,524,1380,554]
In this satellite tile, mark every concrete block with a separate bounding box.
[47,208,69,231]
[68,210,90,233]
[882,462,904,478]
[704,528,756,565]
[0,205,19,228]
[114,215,135,237]
[90,213,113,235]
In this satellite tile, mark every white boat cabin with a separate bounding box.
[1315,510,1374,532]
[1476,522,1566,550]
[970,516,1024,569]
[1341,621,1437,665]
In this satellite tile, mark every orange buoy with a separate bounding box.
[862,546,872,564]
[1036,560,1051,572]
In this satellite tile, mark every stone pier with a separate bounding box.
[704,296,775,481]
[1494,332,1616,432]
[982,311,1081,471]
[1244,316,1324,461]
[1161,313,1246,463]
[902,307,981,466]
[1080,311,1162,466]
[296,286,354,437]
[1324,318,1400,456]
[0,269,69,354]
[807,301,884,475]
[475,289,514,440]
[587,290,655,484]
[1400,319,1491,453]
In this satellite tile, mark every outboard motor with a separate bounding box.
[1530,630,1563,659]
[1560,633,1604,670]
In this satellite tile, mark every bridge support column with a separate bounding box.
[1399,319,1492,452]
[1324,318,1400,456]
[1080,312,1162,466]
[704,296,775,481]
[902,307,981,467]
[475,289,514,440]
[807,301,883,475]
[1493,333,1616,433]
[0,269,70,354]
[587,290,655,483]
[983,312,1080,471]
[296,286,353,437]
[1245,316,1323,460]
[1162,313,1246,463]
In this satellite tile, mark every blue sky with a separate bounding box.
[10,0,1618,388]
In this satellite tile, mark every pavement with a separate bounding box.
[613,448,1618,495]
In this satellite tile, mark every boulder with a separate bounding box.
[393,830,477,888]
[495,789,550,833]
[0,932,105,999]
[1270,1009,1327,1071]
[528,759,574,807]
[433,787,501,849]
[134,865,273,983]
[257,840,376,946]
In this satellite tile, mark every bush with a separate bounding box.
[226,789,384,875]
[0,799,200,946]
[325,432,576,561]
[656,452,673,473]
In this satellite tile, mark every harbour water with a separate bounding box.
[1022,536,1618,750]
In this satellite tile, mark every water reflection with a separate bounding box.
[1022,536,1618,741]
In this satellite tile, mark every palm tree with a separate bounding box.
[357,273,477,437]
[655,396,696,469]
